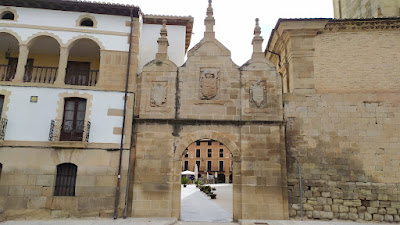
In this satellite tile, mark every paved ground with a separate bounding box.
[1,219,393,225]
[180,184,232,222]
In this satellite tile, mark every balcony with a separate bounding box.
[65,68,98,86]
[0,64,16,81]
[49,120,90,148]
[0,118,8,141]
[24,66,58,84]
[0,32,101,87]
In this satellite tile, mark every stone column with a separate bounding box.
[12,44,29,83]
[54,47,69,85]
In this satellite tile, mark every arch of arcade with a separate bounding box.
[131,2,288,220]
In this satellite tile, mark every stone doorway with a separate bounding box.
[180,139,233,222]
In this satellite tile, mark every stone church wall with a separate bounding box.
[280,25,400,222]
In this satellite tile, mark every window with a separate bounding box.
[80,18,94,27]
[184,153,188,158]
[184,161,188,171]
[196,141,200,146]
[208,141,212,146]
[219,161,224,172]
[60,98,86,141]
[208,149,212,157]
[0,163,2,180]
[207,161,212,171]
[219,149,224,158]
[220,142,223,145]
[196,149,200,158]
[195,161,200,170]
[54,163,77,196]
[1,11,14,20]
[0,95,4,117]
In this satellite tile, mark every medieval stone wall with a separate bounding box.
[274,22,400,222]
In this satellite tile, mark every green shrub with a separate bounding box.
[181,176,189,185]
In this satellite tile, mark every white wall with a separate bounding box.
[2,86,125,144]
[0,6,131,51]
[138,24,187,73]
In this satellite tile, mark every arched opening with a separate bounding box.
[80,18,94,27]
[1,11,14,20]
[0,32,19,81]
[66,38,100,86]
[180,139,233,222]
[55,163,77,196]
[26,35,60,83]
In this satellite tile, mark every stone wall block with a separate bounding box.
[373,214,384,222]
[386,207,397,215]
[378,208,386,215]
[349,212,358,220]
[339,212,348,219]
[385,214,394,222]
[320,211,333,219]
[367,207,378,214]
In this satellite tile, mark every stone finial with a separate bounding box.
[204,0,215,39]
[251,18,264,60]
[156,19,169,60]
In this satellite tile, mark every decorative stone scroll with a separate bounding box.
[200,68,219,100]
[249,80,267,108]
[151,81,167,107]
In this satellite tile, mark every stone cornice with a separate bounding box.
[324,19,400,32]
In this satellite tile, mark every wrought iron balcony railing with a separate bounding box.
[0,64,16,81]
[65,68,98,86]
[49,120,90,142]
[0,118,8,140]
[24,66,58,84]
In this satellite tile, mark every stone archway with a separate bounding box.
[131,0,288,221]
[172,130,241,221]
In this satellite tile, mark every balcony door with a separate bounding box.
[60,98,86,141]
[66,61,90,86]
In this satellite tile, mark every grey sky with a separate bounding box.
[91,0,334,65]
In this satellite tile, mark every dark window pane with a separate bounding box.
[54,163,77,196]
[80,19,94,27]
[219,149,224,157]
[196,141,200,146]
[219,161,224,172]
[2,12,14,20]
[207,161,212,171]
[208,149,212,157]
[0,163,2,180]
[184,161,188,171]
[208,141,212,145]
[196,149,200,158]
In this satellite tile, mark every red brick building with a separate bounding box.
[182,139,232,183]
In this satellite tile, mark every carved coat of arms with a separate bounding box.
[250,80,266,108]
[200,68,219,100]
[151,82,167,107]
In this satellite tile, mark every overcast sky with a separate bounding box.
[93,0,334,65]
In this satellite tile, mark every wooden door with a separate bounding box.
[66,61,90,85]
